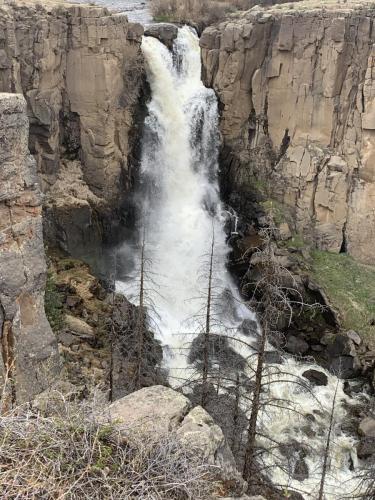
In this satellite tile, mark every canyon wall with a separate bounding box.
[201,0,375,264]
[0,0,144,269]
[0,93,59,404]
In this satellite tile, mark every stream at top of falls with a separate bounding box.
[116,27,369,499]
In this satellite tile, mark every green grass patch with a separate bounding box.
[311,250,375,346]
[45,271,64,333]
[285,233,305,249]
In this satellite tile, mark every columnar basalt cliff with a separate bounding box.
[0,0,144,268]
[0,93,59,404]
[201,0,375,264]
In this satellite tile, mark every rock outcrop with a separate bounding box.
[107,385,246,497]
[201,0,375,264]
[0,0,144,269]
[0,93,59,404]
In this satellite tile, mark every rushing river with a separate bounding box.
[115,26,369,500]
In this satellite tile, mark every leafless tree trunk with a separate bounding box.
[243,319,267,479]
[201,231,214,408]
[318,380,339,500]
[135,228,147,390]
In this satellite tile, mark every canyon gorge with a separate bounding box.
[0,0,375,499]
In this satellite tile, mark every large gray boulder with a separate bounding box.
[107,385,246,497]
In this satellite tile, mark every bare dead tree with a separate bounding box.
[107,225,164,399]
[201,229,215,408]
[135,227,147,390]
[318,380,339,500]
[240,218,324,489]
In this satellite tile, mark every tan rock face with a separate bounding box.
[0,1,144,261]
[0,93,59,404]
[201,1,375,264]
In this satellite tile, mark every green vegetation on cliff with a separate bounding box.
[311,250,375,346]
[45,271,64,333]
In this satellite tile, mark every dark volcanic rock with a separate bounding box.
[302,369,328,386]
[145,23,178,49]
[357,438,375,459]
[285,335,309,356]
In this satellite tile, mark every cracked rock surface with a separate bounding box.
[0,93,59,403]
[0,0,144,264]
[201,0,375,264]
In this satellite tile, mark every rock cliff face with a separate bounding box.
[0,0,144,269]
[0,93,59,405]
[201,0,375,264]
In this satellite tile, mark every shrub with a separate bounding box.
[0,391,218,499]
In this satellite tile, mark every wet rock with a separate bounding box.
[279,441,309,481]
[145,23,178,49]
[357,438,375,459]
[264,351,284,364]
[343,379,370,396]
[302,369,328,386]
[330,355,361,379]
[359,417,375,438]
[239,318,258,337]
[327,334,357,357]
[285,335,309,356]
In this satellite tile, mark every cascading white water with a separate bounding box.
[117,27,367,499]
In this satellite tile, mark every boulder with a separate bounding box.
[302,369,328,386]
[285,335,309,356]
[145,23,178,49]
[330,355,361,379]
[65,314,95,338]
[358,417,375,438]
[357,438,375,459]
[107,386,246,496]
[346,330,362,346]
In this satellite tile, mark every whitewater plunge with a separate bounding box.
[117,27,368,499]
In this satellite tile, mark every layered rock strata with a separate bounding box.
[201,0,375,264]
[0,0,144,268]
[0,93,59,405]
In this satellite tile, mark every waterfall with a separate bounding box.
[117,27,366,499]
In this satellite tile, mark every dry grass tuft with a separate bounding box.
[0,389,218,499]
